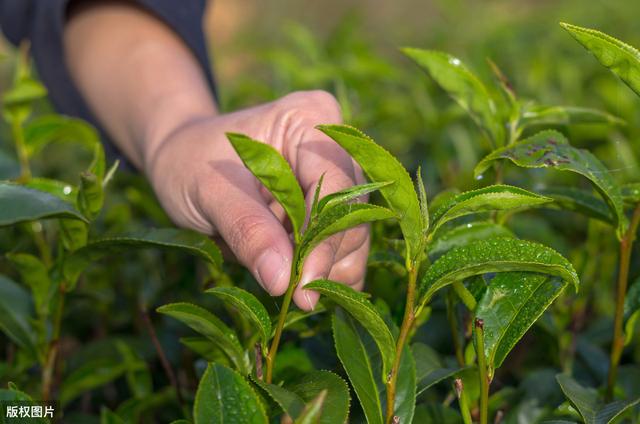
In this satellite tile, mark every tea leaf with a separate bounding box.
[300,203,396,262]
[417,167,429,235]
[622,183,640,204]
[205,287,271,348]
[402,48,504,146]
[412,343,466,395]
[427,221,515,260]
[287,370,350,424]
[624,278,640,345]
[101,408,126,424]
[431,185,552,234]
[7,253,53,318]
[305,279,395,379]
[475,130,626,237]
[316,181,392,213]
[521,105,625,128]
[295,390,327,424]
[556,374,640,424]
[418,238,579,311]
[561,23,640,98]
[24,177,75,202]
[0,275,38,358]
[227,133,306,242]
[194,363,267,424]
[24,115,105,178]
[0,182,87,226]
[332,308,384,424]
[78,172,104,220]
[63,228,222,288]
[539,187,614,224]
[476,272,568,369]
[253,378,305,419]
[156,303,247,374]
[316,124,422,260]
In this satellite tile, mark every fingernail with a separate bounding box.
[300,272,321,310]
[256,249,286,292]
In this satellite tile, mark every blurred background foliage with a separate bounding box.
[1,0,640,422]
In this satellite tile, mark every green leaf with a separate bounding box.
[418,238,579,310]
[59,218,89,252]
[316,181,392,213]
[194,363,267,424]
[24,114,105,178]
[300,203,396,262]
[115,341,152,399]
[476,272,568,369]
[305,279,395,380]
[474,130,626,237]
[316,124,422,260]
[287,370,350,424]
[157,303,248,374]
[253,378,306,420]
[412,343,466,396]
[332,308,384,424]
[24,177,75,202]
[295,390,327,424]
[0,275,38,357]
[417,167,429,236]
[539,187,614,224]
[431,185,552,234]
[7,253,53,318]
[521,105,625,128]
[60,357,130,406]
[101,408,126,424]
[205,287,271,348]
[78,172,104,220]
[556,374,640,424]
[561,23,640,98]
[622,183,640,203]
[63,228,222,288]
[402,48,504,146]
[0,182,87,226]
[227,133,306,242]
[624,277,640,345]
[2,78,47,123]
[427,221,515,260]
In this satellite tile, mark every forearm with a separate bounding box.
[64,0,217,170]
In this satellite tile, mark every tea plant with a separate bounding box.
[1,18,640,424]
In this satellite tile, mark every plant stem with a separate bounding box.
[42,284,66,401]
[141,308,185,409]
[385,265,418,424]
[452,281,477,311]
[606,203,640,401]
[446,291,465,367]
[265,251,300,384]
[11,118,31,182]
[475,318,489,424]
[454,378,473,424]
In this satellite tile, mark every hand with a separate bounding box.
[146,90,369,310]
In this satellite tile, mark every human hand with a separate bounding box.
[145,90,369,310]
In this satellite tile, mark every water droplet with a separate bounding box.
[63,185,72,195]
[449,57,461,66]
[476,174,484,181]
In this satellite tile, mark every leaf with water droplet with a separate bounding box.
[194,363,267,424]
[427,221,515,260]
[476,272,568,369]
[417,237,579,311]
[561,22,640,98]
[402,48,504,146]
[475,130,626,238]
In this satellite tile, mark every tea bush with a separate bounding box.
[1,15,640,424]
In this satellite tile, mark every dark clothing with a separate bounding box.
[0,0,214,161]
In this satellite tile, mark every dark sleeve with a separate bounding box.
[0,0,216,162]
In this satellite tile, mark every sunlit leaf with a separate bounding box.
[305,279,395,379]
[227,133,306,242]
[418,238,579,311]
[475,130,626,237]
[317,181,392,213]
[427,221,515,260]
[317,124,423,261]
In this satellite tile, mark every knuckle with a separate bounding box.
[282,90,342,120]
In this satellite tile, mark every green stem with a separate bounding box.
[265,248,300,384]
[385,265,418,424]
[454,378,473,424]
[606,203,640,401]
[446,291,465,367]
[42,283,66,401]
[11,118,31,182]
[453,281,477,311]
[475,318,489,424]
